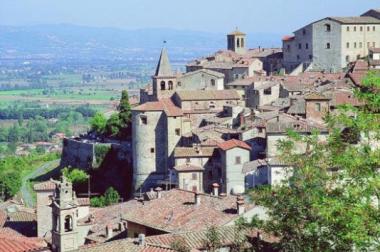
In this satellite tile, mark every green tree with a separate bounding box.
[90,112,107,135]
[104,187,120,205]
[118,90,132,136]
[250,72,380,251]
[105,113,121,136]
[61,167,89,184]
[90,196,106,207]
[170,236,191,252]
[203,225,222,252]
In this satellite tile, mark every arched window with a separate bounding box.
[237,38,240,48]
[325,24,331,32]
[240,38,244,48]
[210,79,215,86]
[64,215,73,232]
[168,81,173,90]
[160,81,166,90]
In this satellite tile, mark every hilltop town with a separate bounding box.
[1,8,380,252]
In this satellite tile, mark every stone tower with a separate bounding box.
[152,46,177,99]
[227,28,246,54]
[51,176,79,252]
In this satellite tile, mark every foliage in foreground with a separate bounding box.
[61,167,89,185]
[250,72,380,251]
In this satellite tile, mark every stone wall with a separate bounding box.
[60,138,95,170]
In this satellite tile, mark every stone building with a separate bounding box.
[283,9,380,73]
[369,47,380,68]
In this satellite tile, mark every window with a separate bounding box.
[360,26,363,32]
[168,81,173,90]
[140,115,147,125]
[192,173,198,180]
[359,42,362,48]
[235,156,241,164]
[64,215,73,232]
[302,29,306,35]
[287,44,291,52]
[325,24,331,32]
[346,55,350,62]
[346,42,349,48]
[264,87,272,95]
[326,43,331,49]
[175,128,180,136]
[353,26,356,32]
[160,81,166,90]
[373,26,376,31]
[309,55,312,60]
[315,103,321,112]
[211,79,215,86]
[354,42,357,48]
[298,43,302,49]
[237,38,240,48]
[305,43,309,49]
[297,55,300,60]
[150,148,155,153]
[347,26,350,32]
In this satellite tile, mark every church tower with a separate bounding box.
[152,46,177,99]
[227,28,246,54]
[51,176,79,252]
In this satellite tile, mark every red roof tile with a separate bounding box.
[33,180,56,191]
[0,228,47,252]
[282,35,295,41]
[133,99,183,117]
[217,139,251,151]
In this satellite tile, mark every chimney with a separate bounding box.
[195,192,201,206]
[106,224,113,239]
[237,195,245,215]
[138,233,146,246]
[212,183,220,196]
[119,222,125,232]
[155,187,162,199]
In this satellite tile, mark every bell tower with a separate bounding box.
[51,176,79,252]
[152,43,177,100]
[227,28,246,54]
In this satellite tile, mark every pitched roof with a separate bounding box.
[33,180,56,191]
[174,147,216,157]
[133,99,183,117]
[175,90,240,101]
[122,189,254,233]
[304,92,330,100]
[328,16,380,24]
[155,47,173,77]
[217,139,251,151]
[180,69,225,79]
[0,228,47,252]
[228,29,246,36]
[173,163,204,172]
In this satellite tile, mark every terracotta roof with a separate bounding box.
[217,139,251,151]
[304,92,330,100]
[174,147,216,157]
[133,99,183,117]
[175,90,240,101]
[173,163,204,172]
[0,228,47,252]
[77,198,90,206]
[0,210,6,227]
[329,16,380,24]
[282,35,295,41]
[33,180,56,191]
[369,47,380,53]
[122,189,254,233]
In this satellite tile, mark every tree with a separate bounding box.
[203,225,222,252]
[170,236,191,252]
[61,167,89,184]
[250,72,380,251]
[90,112,107,135]
[118,90,132,136]
[104,187,120,205]
[105,113,121,136]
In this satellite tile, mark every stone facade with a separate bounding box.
[283,10,380,73]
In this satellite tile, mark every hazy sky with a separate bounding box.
[1,0,378,34]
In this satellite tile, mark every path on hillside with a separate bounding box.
[20,160,60,208]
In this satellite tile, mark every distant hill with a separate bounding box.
[0,24,282,62]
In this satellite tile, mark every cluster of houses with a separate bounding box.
[1,8,379,252]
